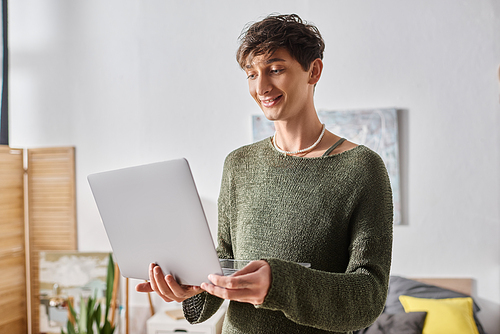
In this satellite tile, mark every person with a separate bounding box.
[137,13,393,334]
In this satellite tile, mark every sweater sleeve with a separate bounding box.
[182,291,225,324]
[256,153,394,332]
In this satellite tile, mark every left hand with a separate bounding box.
[201,260,271,305]
[135,263,204,303]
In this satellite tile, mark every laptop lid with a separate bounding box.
[87,158,223,286]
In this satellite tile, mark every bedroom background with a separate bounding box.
[7,0,500,333]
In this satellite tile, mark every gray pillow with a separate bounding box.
[385,276,485,334]
[356,312,427,334]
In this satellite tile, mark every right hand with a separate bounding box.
[135,263,204,303]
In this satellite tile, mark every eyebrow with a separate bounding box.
[245,57,286,69]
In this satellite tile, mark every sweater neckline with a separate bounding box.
[265,137,364,160]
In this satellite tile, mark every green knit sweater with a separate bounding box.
[183,138,393,333]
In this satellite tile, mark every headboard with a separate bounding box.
[410,278,473,296]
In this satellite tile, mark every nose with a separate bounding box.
[255,74,271,96]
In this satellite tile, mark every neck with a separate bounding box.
[273,115,324,153]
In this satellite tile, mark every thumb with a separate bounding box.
[135,282,154,293]
[231,260,267,277]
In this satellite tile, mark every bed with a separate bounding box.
[354,276,485,334]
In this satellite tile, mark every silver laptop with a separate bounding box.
[87,158,223,286]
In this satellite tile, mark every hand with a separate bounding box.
[135,263,204,303]
[201,260,271,305]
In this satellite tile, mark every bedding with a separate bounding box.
[355,312,427,334]
[399,295,479,334]
[354,276,486,334]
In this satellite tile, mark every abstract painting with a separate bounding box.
[252,108,401,225]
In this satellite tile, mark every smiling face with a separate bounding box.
[244,49,322,123]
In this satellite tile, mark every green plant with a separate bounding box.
[62,254,116,334]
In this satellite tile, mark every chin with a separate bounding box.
[260,109,281,122]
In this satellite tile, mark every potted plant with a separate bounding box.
[62,253,116,334]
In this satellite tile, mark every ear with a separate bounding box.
[308,58,323,85]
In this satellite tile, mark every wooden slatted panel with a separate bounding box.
[27,147,77,334]
[0,146,27,334]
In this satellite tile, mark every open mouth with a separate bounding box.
[261,95,282,107]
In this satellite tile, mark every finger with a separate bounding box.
[153,266,177,302]
[149,265,174,302]
[231,260,265,277]
[162,274,206,302]
[164,275,193,301]
[201,282,255,304]
[135,282,153,293]
[208,274,253,290]
[189,285,205,295]
[166,276,206,301]
[149,265,175,302]
[149,263,160,293]
[208,261,268,289]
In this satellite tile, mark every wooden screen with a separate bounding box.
[27,147,77,334]
[0,146,26,333]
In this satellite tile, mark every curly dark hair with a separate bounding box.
[236,14,325,71]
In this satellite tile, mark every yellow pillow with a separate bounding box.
[399,295,479,334]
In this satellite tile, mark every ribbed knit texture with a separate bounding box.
[183,138,393,333]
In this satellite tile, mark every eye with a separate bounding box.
[246,73,256,80]
[270,68,283,75]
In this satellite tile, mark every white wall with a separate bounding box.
[9,0,500,332]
